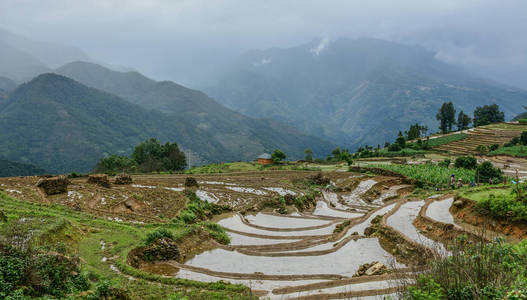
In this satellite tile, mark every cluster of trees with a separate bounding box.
[504,131,527,148]
[452,156,503,183]
[436,102,504,134]
[271,149,286,163]
[326,147,353,164]
[95,138,186,173]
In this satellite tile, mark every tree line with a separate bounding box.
[94,138,186,174]
[436,103,504,134]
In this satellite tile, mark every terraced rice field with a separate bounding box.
[435,123,527,155]
[0,171,463,299]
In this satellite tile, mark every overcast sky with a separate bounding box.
[1,0,526,88]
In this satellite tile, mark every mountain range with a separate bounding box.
[0,71,332,173]
[204,37,527,148]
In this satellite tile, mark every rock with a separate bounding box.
[365,262,387,276]
[87,174,110,188]
[453,200,464,208]
[354,261,388,277]
[184,177,199,188]
[114,173,132,185]
[36,175,69,195]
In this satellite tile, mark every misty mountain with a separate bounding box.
[0,73,331,173]
[204,37,527,149]
[0,76,16,100]
[56,61,333,162]
[0,40,50,81]
[0,158,46,178]
[0,29,91,68]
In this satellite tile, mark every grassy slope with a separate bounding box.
[489,145,527,157]
[0,191,254,299]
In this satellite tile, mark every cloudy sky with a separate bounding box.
[1,0,526,88]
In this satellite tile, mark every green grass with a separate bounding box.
[370,163,475,186]
[489,145,527,157]
[460,186,527,222]
[426,133,469,148]
[186,161,337,174]
[460,187,511,202]
[0,191,254,299]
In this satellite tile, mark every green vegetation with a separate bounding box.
[436,102,456,133]
[327,147,353,164]
[370,163,475,186]
[0,158,46,177]
[489,145,527,157]
[456,110,472,131]
[55,62,333,171]
[406,238,527,300]
[0,191,254,299]
[426,133,469,148]
[95,138,186,174]
[463,184,527,222]
[454,156,477,169]
[271,149,286,163]
[473,104,505,127]
[175,191,229,224]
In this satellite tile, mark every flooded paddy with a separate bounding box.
[426,197,455,225]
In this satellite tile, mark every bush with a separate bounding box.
[438,159,451,168]
[454,156,478,170]
[489,144,500,151]
[407,237,527,300]
[388,143,402,152]
[477,193,527,221]
[0,244,89,298]
[521,131,527,145]
[202,222,230,245]
[476,161,503,183]
[145,228,174,245]
[476,145,488,155]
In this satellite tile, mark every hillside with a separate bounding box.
[0,158,46,177]
[0,74,219,173]
[0,73,331,173]
[56,62,333,162]
[0,76,16,100]
[0,40,50,81]
[204,37,527,149]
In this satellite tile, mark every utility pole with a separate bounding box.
[186,150,192,169]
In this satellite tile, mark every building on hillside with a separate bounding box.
[257,153,273,165]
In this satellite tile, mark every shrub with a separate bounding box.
[438,159,451,168]
[145,228,174,245]
[388,143,402,152]
[477,193,527,221]
[476,145,488,155]
[521,131,527,145]
[407,237,527,300]
[489,144,500,151]
[454,156,478,170]
[476,161,503,183]
[202,222,230,245]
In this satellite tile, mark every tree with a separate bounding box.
[457,111,472,131]
[454,156,477,170]
[436,102,456,133]
[521,131,527,146]
[406,123,428,140]
[271,149,286,163]
[304,149,313,161]
[395,131,406,148]
[476,161,503,183]
[94,154,136,173]
[473,104,504,127]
